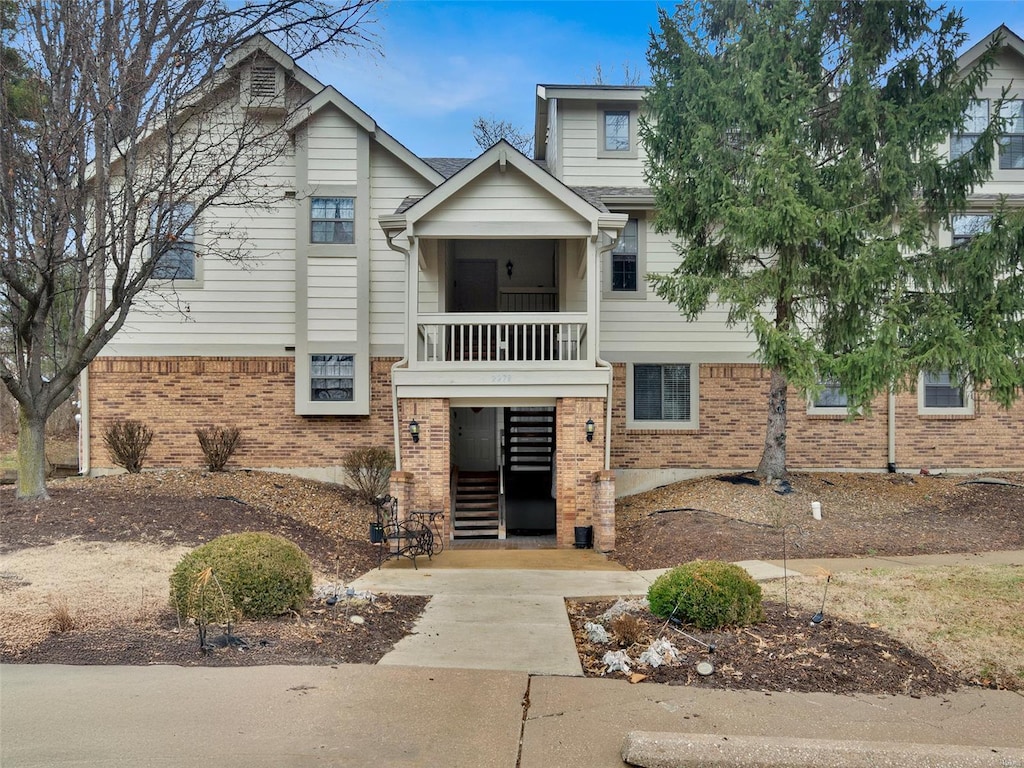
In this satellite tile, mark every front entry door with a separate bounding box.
[453,260,497,312]
[452,407,497,471]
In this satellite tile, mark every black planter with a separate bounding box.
[573,525,593,549]
[369,522,385,544]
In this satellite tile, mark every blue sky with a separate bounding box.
[306,1,1022,159]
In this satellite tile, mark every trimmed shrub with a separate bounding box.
[170,532,313,622]
[647,560,764,630]
[103,419,153,473]
[342,446,395,505]
[196,425,242,471]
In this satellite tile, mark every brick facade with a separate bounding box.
[611,363,1023,472]
[87,356,397,471]
[88,355,1022,551]
[554,397,606,548]
[394,397,452,539]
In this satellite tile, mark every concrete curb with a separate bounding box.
[621,732,1024,768]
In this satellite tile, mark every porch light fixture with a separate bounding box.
[585,418,595,442]
[409,419,420,443]
[506,259,514,278]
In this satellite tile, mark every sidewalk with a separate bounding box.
[2,664,1021,768]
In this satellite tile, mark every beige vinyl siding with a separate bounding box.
[100,191,299,354]
[369,144,435,346]
[415,166,590,236]
[599,226,756,359]
[306,106,359,186]
[306,258,358,343]
[558,101,647,187]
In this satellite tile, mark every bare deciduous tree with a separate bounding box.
[1,0,380,499]
[472,116,533,155]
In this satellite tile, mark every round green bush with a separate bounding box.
[170,532,313,622]
[647,560,764,630]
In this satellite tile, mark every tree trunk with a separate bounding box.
[16,406,50,500]
[756,368,788,482]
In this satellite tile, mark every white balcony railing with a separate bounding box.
[416,312,588,365]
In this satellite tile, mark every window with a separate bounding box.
[311,197,354,244]
[310,354,354,401]
[612,218,638,291]
[951,100,988,160]
[151,203,196,280]
[951,214,991,247]
[604,111,630,152]
[813,379,848,409]
[919,370,973,416]
[998,99,1024,170]
[629,363,698,429]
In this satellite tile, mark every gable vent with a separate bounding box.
[242,59,285,112]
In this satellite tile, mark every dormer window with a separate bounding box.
[604,111,630,151]
[242,58,285,111]
[598,104,639,159]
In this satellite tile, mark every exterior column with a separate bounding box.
[396,397,451,539]
[592,469,616,552]
[555,396,606,548]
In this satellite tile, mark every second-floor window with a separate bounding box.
[604,110,630,152]
[151,203,196,280]
[311,197,355,244]
[999,99,1023,170]
[950,99,988,161]
[612,218,639,291]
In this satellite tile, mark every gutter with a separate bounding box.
[383,227,412,471]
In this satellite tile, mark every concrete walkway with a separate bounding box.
[350,555,791,675]
[2,664,1021,768]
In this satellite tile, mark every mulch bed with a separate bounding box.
[2,594,429,667]
[612,476,1024,570]
[567,599,964,696]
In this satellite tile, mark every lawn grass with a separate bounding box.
[761,564,1024,690]
[0,436,78,472]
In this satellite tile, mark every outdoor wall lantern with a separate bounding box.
[409,419,420,443]
[506,259,514,278]
[585,418,595,442]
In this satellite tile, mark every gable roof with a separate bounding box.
[956,24,1024,71]
[382,140,626,239]
[285,86,445,186]
[223,34,324,95]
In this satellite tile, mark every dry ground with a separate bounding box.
[1,463,1022,691]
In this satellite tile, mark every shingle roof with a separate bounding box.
[422,158,473,178]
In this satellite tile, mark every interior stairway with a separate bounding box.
[506,407,556,474]
[452,471,500,539]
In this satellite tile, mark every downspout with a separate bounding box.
[887,386,897,473]
[384,228,411,471]
[78,367,90,475]
[594,236,617,471]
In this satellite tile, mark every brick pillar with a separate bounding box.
[397,398,451,540]
[389,470,414,523]
[555,397,606,548]
[592,469,616,552]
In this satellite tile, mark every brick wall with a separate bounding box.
[395,397,451,539]
[894,387,1024,470]
[611,363,1022,471]
[88,356,397,470]
[555,397,606,547]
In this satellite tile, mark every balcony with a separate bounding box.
[414,312,590,369]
